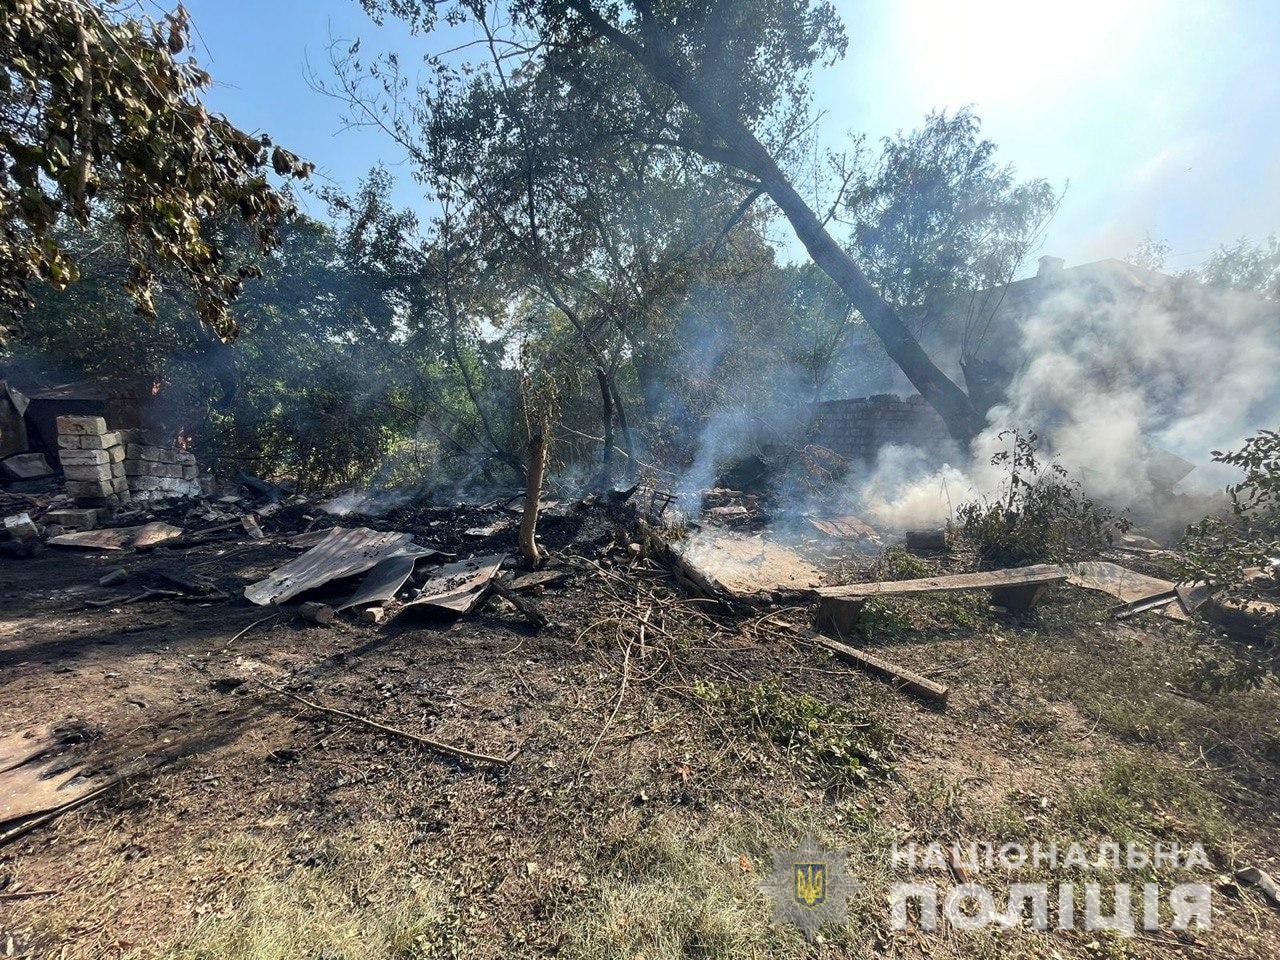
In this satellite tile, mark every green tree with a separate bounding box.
[326,12,766,482]
[8,170,474,492]
[0,0,310,340]
[837,109,1058,335]
[357,0,988,447]
[1199,236,1280,301]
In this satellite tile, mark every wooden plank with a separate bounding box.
[47,522,183,551]
[812,633,949,704]
[817,564,1066,600]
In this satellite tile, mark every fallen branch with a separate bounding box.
[584,612,639,763]
[223,613,279,651]
[491,576,549,628]
[256,681,518,766]
[85,588,185,609]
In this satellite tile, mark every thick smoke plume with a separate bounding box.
[848,264,1280,530]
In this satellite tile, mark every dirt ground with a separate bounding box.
[1,497,1278,959]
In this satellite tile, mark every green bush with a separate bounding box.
[1176,429,1280,689]
[953,430,1129,569]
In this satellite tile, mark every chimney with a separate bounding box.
[1037,255,1065,278]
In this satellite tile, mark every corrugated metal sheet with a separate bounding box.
[245,526,435,606]
[335,554,420,611]
[402,554,507,615]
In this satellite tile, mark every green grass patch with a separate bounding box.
[853,548,986,643]
[697,678,893,787]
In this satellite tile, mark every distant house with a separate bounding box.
[845,256,1183,403]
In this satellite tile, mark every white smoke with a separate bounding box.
[856,445,973,529]
[995,266,1280,498]
[846,262,1280,529]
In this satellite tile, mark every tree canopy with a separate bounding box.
[0,0,311,342]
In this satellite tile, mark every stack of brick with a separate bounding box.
[57,416,129,508]
[123,434,200,502]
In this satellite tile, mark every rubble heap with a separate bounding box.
[56,415,200,508]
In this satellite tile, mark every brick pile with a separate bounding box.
[807,393,952,465]
[56,415,129,508]
[57,416,201,508]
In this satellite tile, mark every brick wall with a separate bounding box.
[807,394,951,465]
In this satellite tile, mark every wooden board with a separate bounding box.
[817,564,1066,600]
[670,531,824,597]
[812,633,949,704]
[47,522,183,551]
[0,760,99,825]
[0,730,51,775]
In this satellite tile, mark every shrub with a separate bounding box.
[953,430,1129,569]
[1176,429,1280,689]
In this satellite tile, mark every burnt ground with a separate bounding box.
[0,497,1279,959]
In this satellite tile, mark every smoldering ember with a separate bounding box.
[1,3,1279,959]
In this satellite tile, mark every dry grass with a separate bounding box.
[6,543,1280,959]
[160,825,444,960]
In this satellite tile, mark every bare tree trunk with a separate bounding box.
[595,366,614,488]
[568,1,984,448]
[519,419,549,567]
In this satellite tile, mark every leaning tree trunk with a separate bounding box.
[569,2,985,449]
[746,159,982,445]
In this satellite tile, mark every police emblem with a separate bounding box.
[794,862,827,907]
[762,834,855,940]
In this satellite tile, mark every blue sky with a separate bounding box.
[185,0,1280,273]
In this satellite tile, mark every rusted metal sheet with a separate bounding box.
[245,526,435,606]
[47,522,183,551]
[402,554,507,615]
[335,554,419,612]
